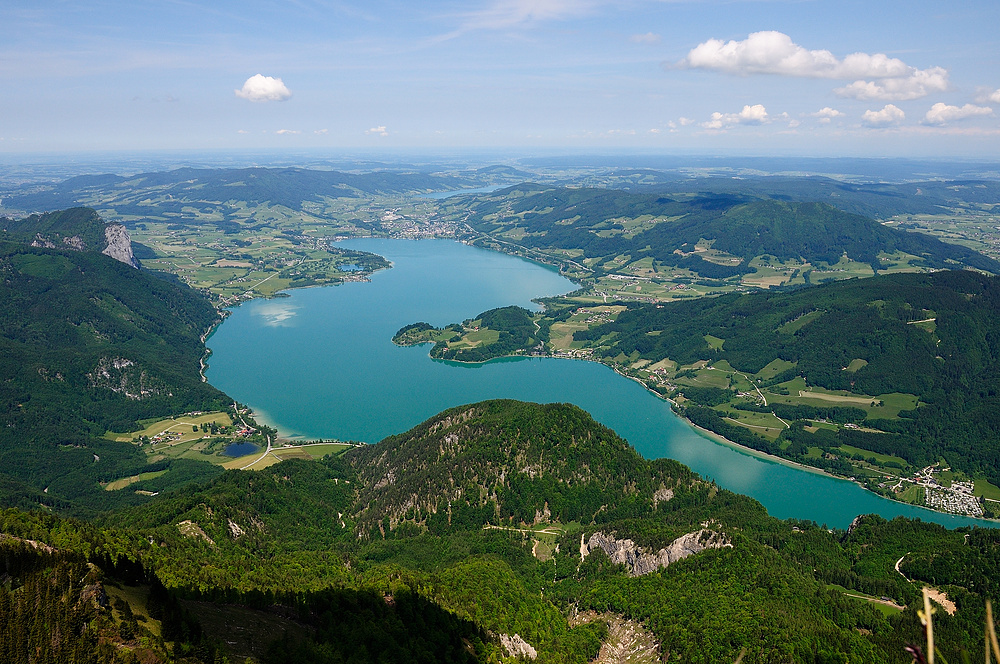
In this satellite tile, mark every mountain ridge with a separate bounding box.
[447,185,1000,277]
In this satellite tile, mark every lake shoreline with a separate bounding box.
[206,237,996,529]
[406,341,997,524]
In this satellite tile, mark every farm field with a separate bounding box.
[220,442,353,471]
[107,411,233,444]
[130,216,390,305]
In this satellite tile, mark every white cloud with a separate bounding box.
[275,129,300,135]
[235,74,292,102]
[811,107,845,124]
[678,117,693,126]
[630,32,661,44]
[236,129,249,134]
[702,104,769,129]
[314,128,329,135]
[834,67,948,101]
[986,88,1000,104]
[681,31,948,101]
[862,104,905,127]
[254,302,298,327]
[366,125,389,136]
[923,102,993,125]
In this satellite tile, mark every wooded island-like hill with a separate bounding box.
[442,185,1000,278]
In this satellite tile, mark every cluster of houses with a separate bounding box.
[880,464,984,516]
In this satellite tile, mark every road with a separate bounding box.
[483,524,564,536]
[240,435,272,470]
[705,366,788,428]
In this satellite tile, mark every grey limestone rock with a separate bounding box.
[102,223,140,268]
[500,633,538,660]
[581,528,731,576]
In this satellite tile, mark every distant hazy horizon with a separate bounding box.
[3,150,1000,189]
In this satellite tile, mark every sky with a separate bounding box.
[2,0,1000,157]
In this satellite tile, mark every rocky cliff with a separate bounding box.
[580,529,731,576]
[101,222,140,268]
[4,207,139,268]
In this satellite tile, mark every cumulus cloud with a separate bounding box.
[680,31,948,101]
[922,103,993,125]
[630,32,661,44]
[314,128,329,135]
[834,67,948,101]
[862,104,905,127]
[235,74,292,102]
[702,104,769,129]
[811,107,845,124]
[366,125,389,136]
[275,129,300,135]
[983,88,1000,104]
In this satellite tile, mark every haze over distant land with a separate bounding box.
[1,0,998,156]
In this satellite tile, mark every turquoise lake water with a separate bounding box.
[205,238,993,529]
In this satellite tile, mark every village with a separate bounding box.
[880,464,984,517]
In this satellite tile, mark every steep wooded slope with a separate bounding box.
[89,400,1000,663]
[347,400,695,537]
[0,241,228,512]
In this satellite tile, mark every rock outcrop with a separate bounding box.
[102,223,140,268]
[581,529,731,577]
[500,633,538,660]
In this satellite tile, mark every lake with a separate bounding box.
[205,238,992,529]
[222,442,261,458]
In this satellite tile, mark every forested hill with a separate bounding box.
[448,185,1000,276]
[574,269,1000,481]
[347,400,696,537]
[2,205,140,264]
[1,206,107,249]
[37,399,1000,663]
[631,176,1000,220]
[0,241,229,513]
[3,166,487,215]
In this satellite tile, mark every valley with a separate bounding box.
[4,161,1000,663]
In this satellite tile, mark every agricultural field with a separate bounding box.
[128,213,391,305]
[107,411,270,469]
[521,245,948,307]
[221,442,353,471]
[104,410,353,486]
[890,207,1000,261]
[106,411,234,445]
[548,306,626,350]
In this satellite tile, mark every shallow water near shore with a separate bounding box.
[205,238,993,530]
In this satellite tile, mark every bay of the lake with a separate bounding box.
[205,238,991,529]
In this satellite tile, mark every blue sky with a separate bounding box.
[2,0,999,156]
